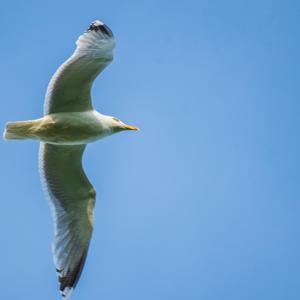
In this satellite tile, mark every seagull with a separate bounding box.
[3,20,139,299]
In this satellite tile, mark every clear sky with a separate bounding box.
[1,0,300,299]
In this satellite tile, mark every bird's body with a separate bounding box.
[3,20,138,299]
[5,110,121,145]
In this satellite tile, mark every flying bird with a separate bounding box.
[3,20,139,299]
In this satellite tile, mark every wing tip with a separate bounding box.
[61,287,73,300]
[57,251,88,299]
[86,20,114,38]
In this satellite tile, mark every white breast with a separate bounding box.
[38,110,114,145]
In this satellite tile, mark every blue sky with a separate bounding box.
[1,0,300,299]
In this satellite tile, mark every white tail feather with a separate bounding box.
[3,120,36,140]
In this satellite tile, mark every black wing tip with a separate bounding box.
[58,251,88,297]
[61,290,72,298]
[87,20,113,37]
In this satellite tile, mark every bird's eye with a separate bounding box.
[112,117,120,122]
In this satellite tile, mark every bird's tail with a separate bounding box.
[3,120,37,140]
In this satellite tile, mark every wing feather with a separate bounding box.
[39,143,96,299]
[44,20,115,115]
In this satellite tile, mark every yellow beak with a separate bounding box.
[123,124,140,131]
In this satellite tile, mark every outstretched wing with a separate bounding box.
[44,20,115,115]
[39,143,96,299]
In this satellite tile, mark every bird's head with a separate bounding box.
[109,116,139,133]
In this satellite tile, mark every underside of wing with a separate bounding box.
[39,143,96,299]
[44,20,115,115]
